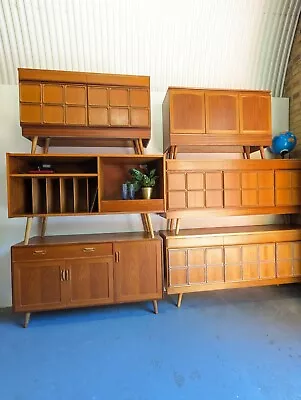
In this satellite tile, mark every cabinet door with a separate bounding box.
[19,82,42,124]
[88,86,109,126]
[12,261,66,312]
[170,90,205,133]
[114,240,162,302]
[205,91,239,134]
[239,93,271,134]
[66,257,114,307]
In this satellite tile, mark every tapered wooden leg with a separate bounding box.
[152,300,158,314]
[166,219,171,231]
[24,217,33,245]
[141,214,148,232]
[146,214,154,238]
[170,219,176,231]
[173,145,178,159]
[40,217,48,237]
[177,293,183,308]
[175,218,180,235]
[43,138,51,154]
[31,136,38,154]
[24,312,31,328]
[138,139,144,155]
[133,140,139,154]
[245,146,250,159]
[259,146,265,159]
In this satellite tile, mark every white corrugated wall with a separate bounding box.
[1,0,301,95]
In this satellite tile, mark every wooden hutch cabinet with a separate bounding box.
[19,68,150,152]
[8,68,163,327]
[162,158,301,307]
[163,87,271,156]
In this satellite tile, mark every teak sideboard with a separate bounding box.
[18,68,151,152]
[160,225,301,307]
[163,87,271,157]
[11,233,163,327]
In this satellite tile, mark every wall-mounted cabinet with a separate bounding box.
[165,159,301,218]
[18,68,151,149]
[7,154,165,217]
[163,87,271,154]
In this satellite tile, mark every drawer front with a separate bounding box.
[12,243,113,262]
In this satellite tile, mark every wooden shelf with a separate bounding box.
[10,173,98,177]
[7,153,165,217]
[101,199,164,213]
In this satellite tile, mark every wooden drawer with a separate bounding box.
[12,243,113,262]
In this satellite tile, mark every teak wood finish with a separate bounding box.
[165,159,301,228]
[18,68,150,151]
[160,225,301,306]
[11,233,163,327]
[7,153,165,242]
[162,87,271,156]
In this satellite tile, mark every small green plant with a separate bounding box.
[128,165,158,191]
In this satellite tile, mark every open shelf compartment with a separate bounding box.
[7,154,165,217]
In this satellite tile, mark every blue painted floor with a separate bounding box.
[1,285,301,400]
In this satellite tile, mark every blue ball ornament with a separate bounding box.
[270,131,297,157]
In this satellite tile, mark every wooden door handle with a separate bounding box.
[66,269,70,281]
[60,270,65,281]
[114,251,120,263]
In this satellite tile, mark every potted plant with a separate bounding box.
[129,166,158,199]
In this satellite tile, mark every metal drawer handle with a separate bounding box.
[83,247,96,252]
[33,250,46,255]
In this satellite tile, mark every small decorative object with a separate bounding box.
[122,183,136,200]
[28,163,55,173]
[128,183,135,200]
[122,183,128,200]
[129,165,158,200]
[269,131,297,158]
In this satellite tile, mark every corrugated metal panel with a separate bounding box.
[0,0,300,95]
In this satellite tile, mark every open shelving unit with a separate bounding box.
[7,153,165,242]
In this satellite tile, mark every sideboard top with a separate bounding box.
[18,68,150,87]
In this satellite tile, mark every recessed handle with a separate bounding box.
[33,249,46,255]
[83,247,96,253]
[66,269,70,281]
[114,251,120,263]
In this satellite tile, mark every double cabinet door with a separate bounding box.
[169,89,271,135]
[12,240,162,312]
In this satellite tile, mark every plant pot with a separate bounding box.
[142,187,153,199]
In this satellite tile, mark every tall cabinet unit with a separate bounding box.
[8,69,164,327]
[161,85,301,307]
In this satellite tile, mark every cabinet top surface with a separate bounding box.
[12,232,161,247]
[166,159,301,168]
[166,86,271,94]
[7,153,163,159]
[160,224,301,239]
[18,68,150,87]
